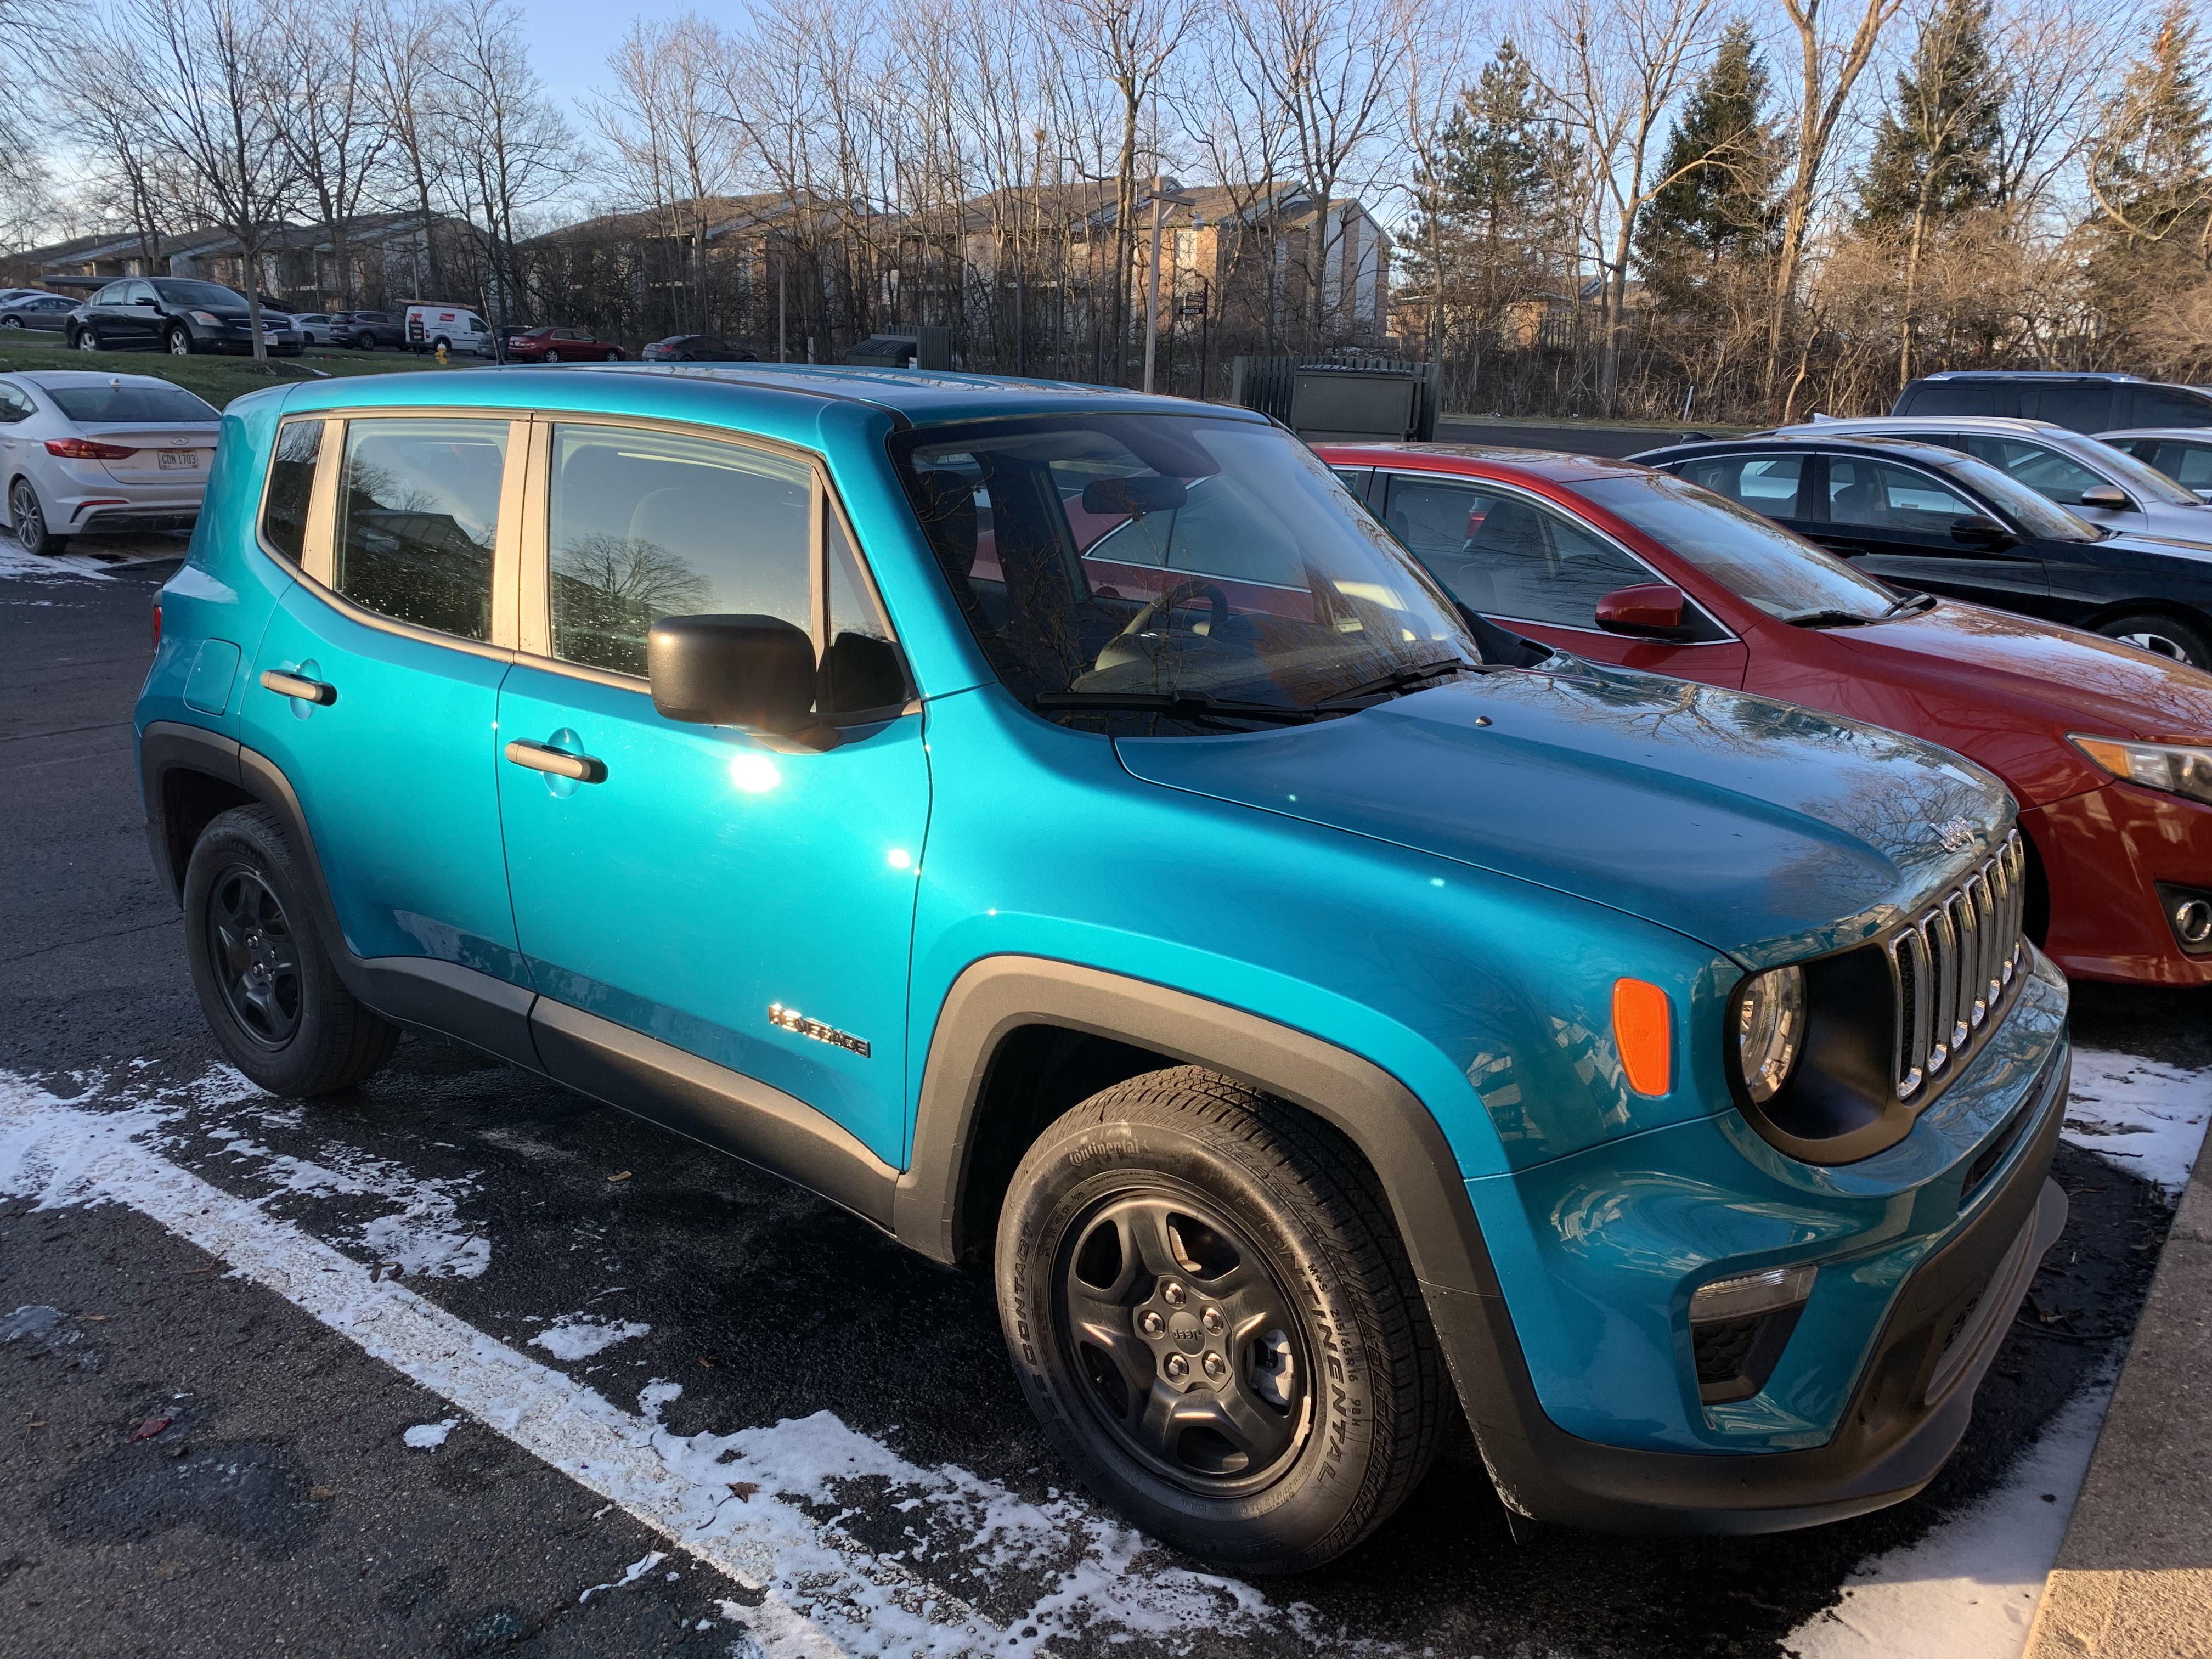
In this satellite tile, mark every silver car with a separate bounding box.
[0,294,78,332]
[0,370,220,556]
[1768,414,2212,541]
[2099,429,2212,502]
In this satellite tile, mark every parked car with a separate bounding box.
[1634,432,2212,669]
[138,366,2069,1571]
[2100,429,2212,501]
[329,309,404,349]
[1768,415,2212,541]
[0,369,219,555]
[505,325,625,362]
[640,334,758,362]
[68,277,301,357]
[1323,441,2212,989]
[0,293,78,331]
[290,313,340,346]
[403,301,495,356]
[1894,370,2212,432]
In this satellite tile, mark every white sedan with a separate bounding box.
[0,370,220,557]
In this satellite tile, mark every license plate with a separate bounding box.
[157,451,200,471]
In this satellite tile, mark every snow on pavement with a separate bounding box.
[531,1313,653,1359]
[2063,1048,2212,1199]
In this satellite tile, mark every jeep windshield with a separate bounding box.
[890,413,1478,730]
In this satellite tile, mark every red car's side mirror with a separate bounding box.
[1595,583,1690,638]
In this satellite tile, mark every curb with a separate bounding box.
[2027,1112,2212,1659]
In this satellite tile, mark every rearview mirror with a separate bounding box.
[1081,475,1187,516]
[1595,583,1690,638]
[647,614,823,741]
[2077,484,2130,510]
[1949,514,2011,548]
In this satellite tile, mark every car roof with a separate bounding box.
[1312,439,1654,484]
[1633,432,1987,468]
[2,369,213,392]
[2099,428,2212,442]
[1784,415,2064,436]
[272,362,1265,430]
[1913,370,2145,382]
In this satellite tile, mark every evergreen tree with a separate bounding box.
[1634,19,1785,309]
[1857,0,2008,233]
[2089,0,2211,252]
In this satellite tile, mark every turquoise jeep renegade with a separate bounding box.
[134,366,2069,1572]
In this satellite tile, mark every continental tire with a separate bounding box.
[182,804,399,1097]
[995,1066,1446,1572]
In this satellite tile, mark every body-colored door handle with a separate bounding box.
[504,738,606,783]
[259,668,336,705]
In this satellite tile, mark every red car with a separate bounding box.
[504,325,624,363]
[1317,442,2212,988]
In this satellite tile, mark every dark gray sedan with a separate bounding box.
[0,294,78,332]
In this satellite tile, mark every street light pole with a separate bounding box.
[1141,175,1194,395]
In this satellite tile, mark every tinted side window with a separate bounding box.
[1675,454,1808,517]
[0,385,35,423]
[334,418,507,640]
[1899,381,1994,417]
[261,420,323,562]
[1959,437,2107,505]
[2151,441,2212,489]
[1383,474,1655,627]
[2126,386,2212,428]
[1825,459,1977,532]
[2023,383,2114,432]
[88,283,122,306]
[546,424,812,677]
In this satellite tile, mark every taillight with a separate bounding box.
[46,437,137,460]
[151,601,162,651]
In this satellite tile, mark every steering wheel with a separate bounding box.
[1118,578,1231,644]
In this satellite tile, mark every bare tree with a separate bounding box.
[272,0,389,307]
[129,0,295,360]
[365,0,452,297]
[50,32,176,269]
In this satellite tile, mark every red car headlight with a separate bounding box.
[2071,735,2212,808]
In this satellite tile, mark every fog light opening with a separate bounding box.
[1689,1264,1815,1404]
[2177,898,2212,948]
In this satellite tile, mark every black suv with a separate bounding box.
[1895,371,2212,433]
[1633,432,2212,667]
[70,278,301,357]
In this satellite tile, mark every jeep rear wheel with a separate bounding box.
[995,1068,1446,1573]
[183,805,399,1096]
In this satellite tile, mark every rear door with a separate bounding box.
[1374,470,1747,686]
[1805,452,2050,610]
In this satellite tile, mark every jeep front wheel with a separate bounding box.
[182,804,399,1096]
[995,1067,1446,1573]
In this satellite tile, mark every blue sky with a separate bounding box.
[519,0,689,113]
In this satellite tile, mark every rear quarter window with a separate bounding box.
[261,421,324,563]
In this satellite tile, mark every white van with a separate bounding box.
[402,302,494,357]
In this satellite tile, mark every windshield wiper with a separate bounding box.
[1312,655,1477,709]
[1878,591,1934,618]
[1781,608,1880,629]
[1032,691,1321,726]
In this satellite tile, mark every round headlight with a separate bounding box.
[1736,966,1804,1103]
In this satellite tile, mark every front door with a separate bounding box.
[1375,470,1748,686]
[114,280,163,347]
[244,413,529,988]
[1803,453,2050,613]
[495,420,928,1167]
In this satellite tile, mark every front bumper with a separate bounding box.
[1431,970,2072,1534]
[2026,785,2212,986]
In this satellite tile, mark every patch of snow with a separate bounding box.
[0,539,116,582]
[531,1314,651,1361]
[404,1419,459,1448]
[580,1549,667,1602]
[2065,1048,2212,1199]
[1787,1371,2114,1659]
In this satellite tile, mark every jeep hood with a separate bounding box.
[1113,664,2009,967]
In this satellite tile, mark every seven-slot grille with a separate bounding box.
[1887,829,2027,1103]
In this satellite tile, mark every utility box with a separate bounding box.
[844,325,952,371]
[1233,355,1440,443]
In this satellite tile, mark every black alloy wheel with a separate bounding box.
[1057,1188,1309,1494]
[9,477,64,556]
[204,863,303,1047]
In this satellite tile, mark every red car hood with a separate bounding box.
[1837,600,2212,744]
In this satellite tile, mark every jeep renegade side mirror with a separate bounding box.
[1594,583,1689,639]
[647,614,819,736]
[2077,484,2130,510]
[1949,514,2011,548]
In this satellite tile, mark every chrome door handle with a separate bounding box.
[504,738,606,783]
[259,669,336,705]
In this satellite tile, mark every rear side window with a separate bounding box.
[261,421,323,562]
[0,384,34,423]
[1673,453,1808,517]
[1898,380,1995,417]
[2023,383,2114,432]
[2149,441,2212,488]
[334,417,507,641]
[546,424,814,676]
[2126,385,2212,428]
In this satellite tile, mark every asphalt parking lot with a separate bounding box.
[3,546,2208,1658]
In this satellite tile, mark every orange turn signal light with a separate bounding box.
[1613,979,1672,1097]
